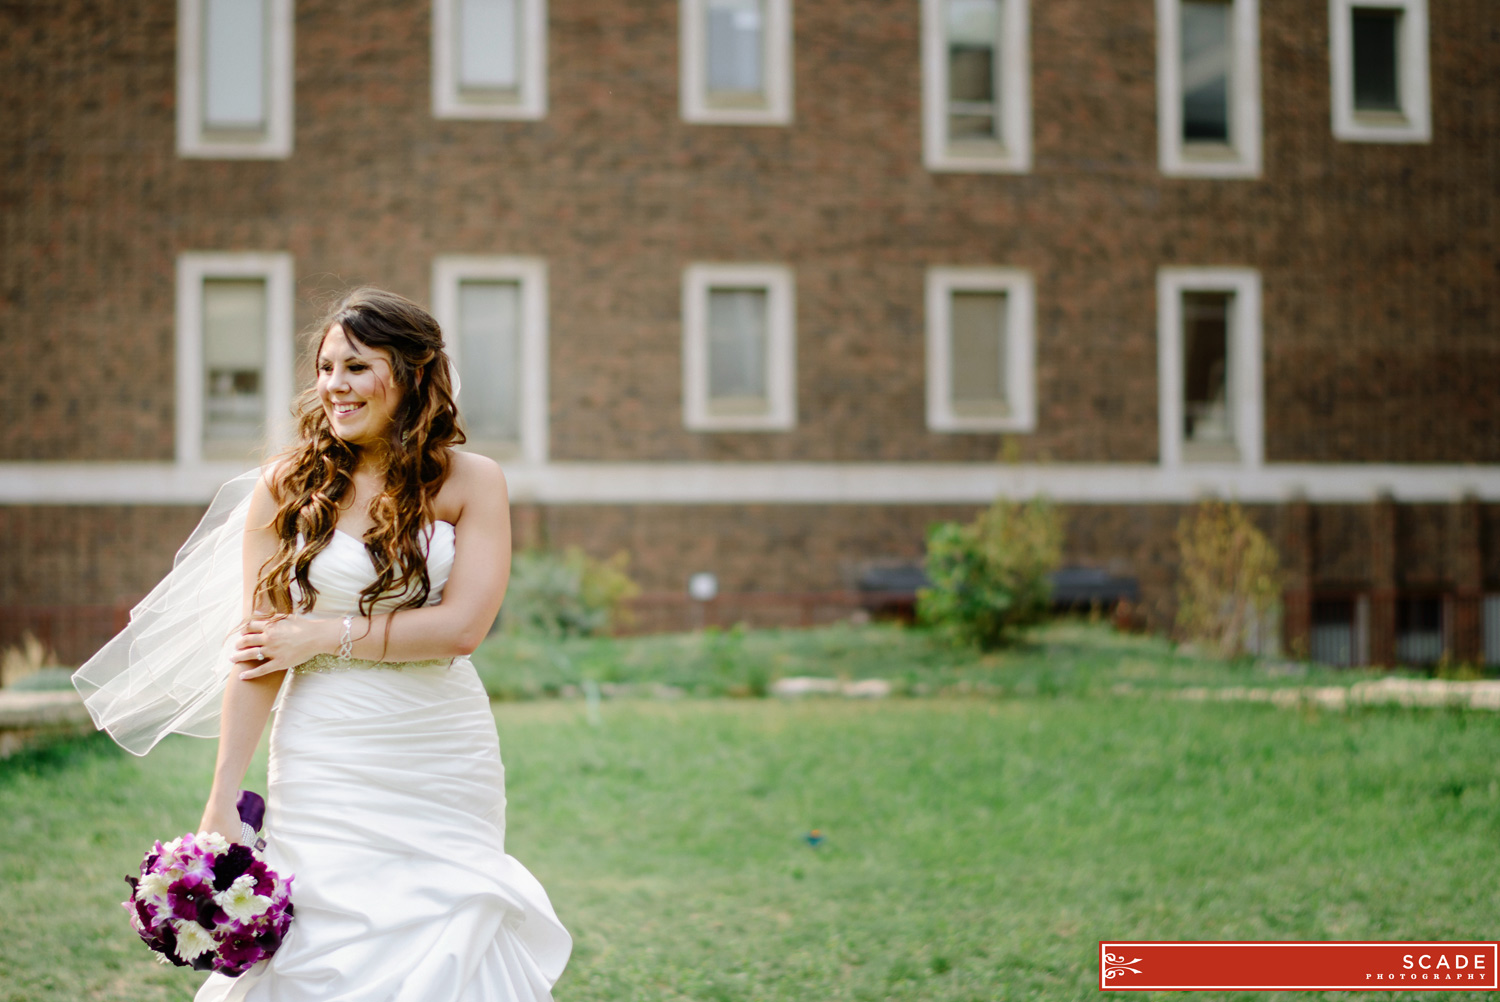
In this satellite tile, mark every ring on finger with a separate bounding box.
[255,647,267,661]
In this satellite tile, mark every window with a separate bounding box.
[431,257,549,463]
[175,253,295,464]
[921,0,1031,172]
[1156,0,1260,177]
[432,0,548,119]
[1330,0,1430,142]
[925,267,1036,432]
[1157,268,1262,467]
[1311,595,1370,667]
[177,0,293,158]
[1395,595,1445,665]
[1484,595,1500,667]
[682,264,795,430]
[680,0,793,125]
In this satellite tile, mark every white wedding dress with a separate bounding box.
[194,522,571,1002]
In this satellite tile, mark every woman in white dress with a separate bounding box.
[149,288,567,1000]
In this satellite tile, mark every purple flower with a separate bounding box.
[216,933,266,972]
[132,895,157,931]
[212,844,256,891]
[245,860,275,897]
[166,876,215,923]
[150,922,187,967]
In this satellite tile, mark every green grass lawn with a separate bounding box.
[469,618,1385,702]
[2,624,1496,1001]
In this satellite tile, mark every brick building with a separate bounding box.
[2,0,1497,665]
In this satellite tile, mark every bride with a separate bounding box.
[87,288,571,1000]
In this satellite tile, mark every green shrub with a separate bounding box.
[500,546,641,639]
[1174,499,1281,658]
[916,497,1064,650]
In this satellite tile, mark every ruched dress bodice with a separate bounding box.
[195,520,572,1002]
[300,522,456,614]
[289,523,458,675]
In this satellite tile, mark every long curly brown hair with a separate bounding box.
[253,288,466,644]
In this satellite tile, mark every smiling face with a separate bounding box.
[317,323,405,449]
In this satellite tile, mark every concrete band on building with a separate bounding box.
[3,0,1496,665]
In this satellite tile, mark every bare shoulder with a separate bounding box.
[246,460,287,534]
[437,450,509,525]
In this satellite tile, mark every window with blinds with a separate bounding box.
[178,0,291,157]
[924,267,1035,433]
[433,0,546,119]
[202,0,268,134]
[706,288,771,416]
[201,278,268,457]
[683,264,795,430]
[455,280,523,443]
[431,257,548,462]
[681,0,791,124]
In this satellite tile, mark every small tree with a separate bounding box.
[917,497,1064,651]
[1174,499,1281,658]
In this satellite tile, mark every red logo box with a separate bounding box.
[1099,941,1499,991]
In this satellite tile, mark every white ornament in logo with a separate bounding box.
[1104,953,1143,979]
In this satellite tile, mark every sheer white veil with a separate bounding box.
[71,358,462,757]
[71,465,265,756]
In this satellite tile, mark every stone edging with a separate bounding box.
[1122,678,1500,711]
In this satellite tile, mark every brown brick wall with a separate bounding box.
[2,496,1494,664]
[0,506,203,606]
[1311,504,1371,588]
[1482,504,1500,589]
[534,501,975,593]
[2,0,1496,463]
[1397,504,1452,589]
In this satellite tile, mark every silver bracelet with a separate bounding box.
[338,614,354,660]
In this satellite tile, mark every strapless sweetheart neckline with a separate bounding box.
[329,520,456,545]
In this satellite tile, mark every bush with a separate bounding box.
[1174,499,1281,658]
[1,632,62,689]
[916,497,1064,651]
[500,547,641,639]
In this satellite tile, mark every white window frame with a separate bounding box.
[1157,267,1263,468]
[925,267,1036,432]
[175,252,295,466]
[680,0,794,126]
[431,256,550,464]
[1156,0,1261,178]
[1329,0,1430,143]
[921,0,1031,173]
[432,0,548,120]
[682,263,796,431]
[176,0,294,159]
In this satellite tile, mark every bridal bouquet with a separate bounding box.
[123,794,295,976]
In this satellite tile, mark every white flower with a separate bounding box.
[136,870,174,902]
[173,919,217,961]
[214,873,272,922]
[196,830,231,853]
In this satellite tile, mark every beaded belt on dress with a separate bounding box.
[293,653,455,675]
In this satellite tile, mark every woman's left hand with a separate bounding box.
[234,614,331,679]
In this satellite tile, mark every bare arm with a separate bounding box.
[234,455,513,677]
[198,468,286,841]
